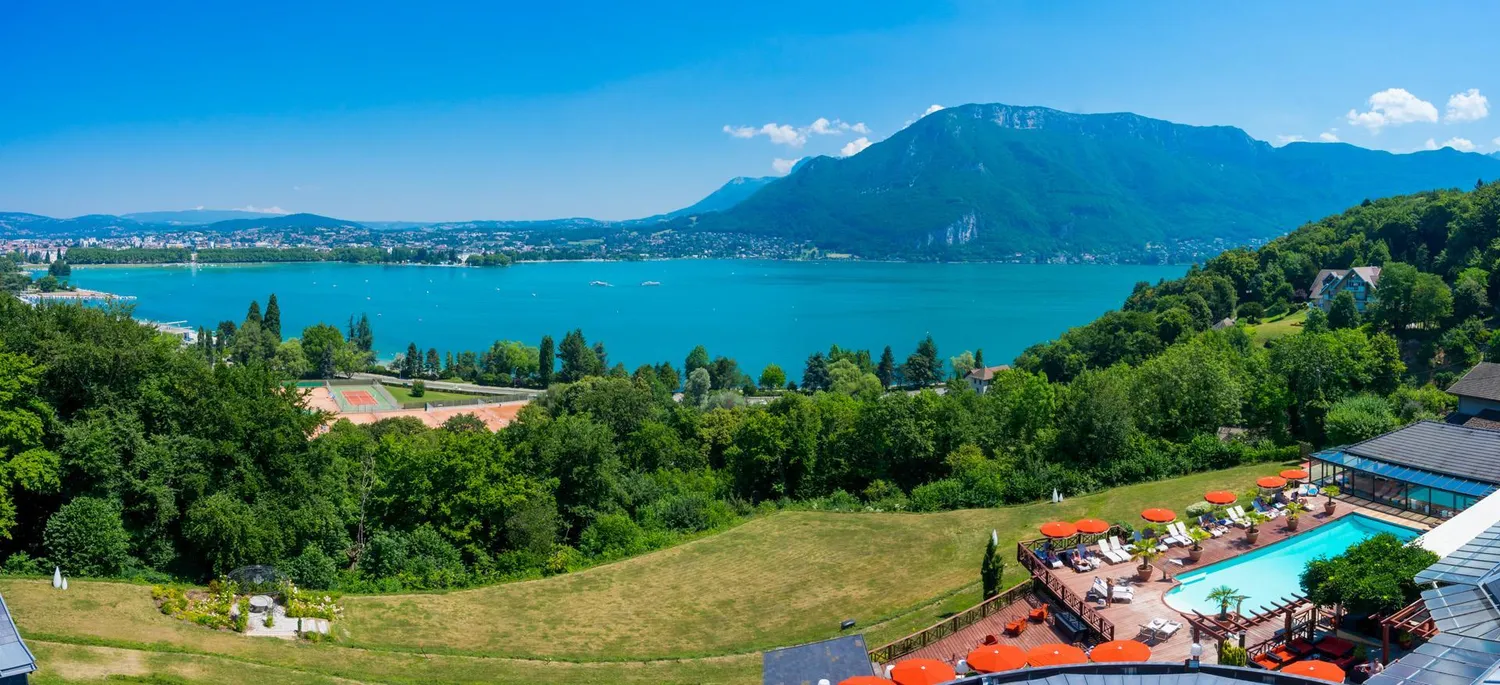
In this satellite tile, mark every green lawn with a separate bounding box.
[5,460,1291,684]
[381,384,485,404]
[1250,308,1307,345]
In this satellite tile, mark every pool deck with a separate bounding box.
[1051,496,1431,663]
[897,495,1434,669]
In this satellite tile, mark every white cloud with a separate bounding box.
[1319,131,1340,142]
[924,104,945,116]
[1346,88,1438,132]
[839,137,873,157]
[1494,136,1500,148]
[1425,137,1476,152]
[235,205,288,214]
[1275,134,1307,146]
[722,117,870,148]
[1445,88,1489,123]
[771,157,802,175]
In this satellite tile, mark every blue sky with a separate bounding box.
[2,1,1496,221]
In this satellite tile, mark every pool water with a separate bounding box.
[1164,514,1420,615]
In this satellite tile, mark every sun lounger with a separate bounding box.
[1110,535,1135,554]
[1198,515,1225,536]
[1076,543,1102,568]
[1112,584,1134,603]
[1096,541,1125,564]
[1228,506,1251,527]
[1156,620,1183,640]
[1132,531,1167,553]
[1139,618,1166,640]
[1252,499,1281,518]
[1169,522,1194,545]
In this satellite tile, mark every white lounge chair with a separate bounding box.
[1096,541,1125,564]
[1109,536,1134,558]
[1139,618,1166,640]
[1227,506,1250,528]
[1156,620,1183,640]
[1167,522,1192,546]
[1112,584,1134,603]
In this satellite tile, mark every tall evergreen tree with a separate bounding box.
[559,329,598,382]
[444,351,455,376]
[403,342,420,378]
[902,335,941,386]
[538,335,555,387]
[355,314,374,352]
[244,300,262,327]
[425,348,441,378]
[803,351,830,391]
[877,346,896,388]
[974,348,985,368]
[685,345,709,376]
[1328,291,1361,330]
[263,294,281,339]
[981,532,1003,599]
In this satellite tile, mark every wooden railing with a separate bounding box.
[1016,542,1116,642]
[867,580,1037,664]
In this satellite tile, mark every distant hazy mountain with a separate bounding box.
[121,209,282,225]
[683,103,1500,258]
[203,213,364,232]
[658,176,780,220]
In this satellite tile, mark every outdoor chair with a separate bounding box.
[1005,618,1027,636]
[1167,522,1193,545]
[1029,605,1049,622]
[1138,618,1166,641]
[1198,515,1226,536]
[1109,535,1135,553]
[1132,531,1167,552]
[1156,620,1182,640]
[983,634,999,646]
[1095,541,1124,564]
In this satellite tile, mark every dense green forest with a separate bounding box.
[0,182,1495,593]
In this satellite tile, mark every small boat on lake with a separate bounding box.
[640,281,661,286]
[590,280,613,287]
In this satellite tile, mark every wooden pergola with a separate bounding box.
[1379,598,1438,665]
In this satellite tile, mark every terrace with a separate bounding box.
[871,471,1436,680]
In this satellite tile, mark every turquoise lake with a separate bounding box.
[59,260,1185,377]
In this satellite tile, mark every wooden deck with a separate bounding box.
[896,592,1074,665]
[887,496,1433,669]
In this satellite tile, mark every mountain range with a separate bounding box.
[5,103,1500,258]
[679,104,1500,258]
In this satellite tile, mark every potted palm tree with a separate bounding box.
[1283,501,1308,531]
[1206,585,1247,621]
[1132,545,1163,582]
[1244,511,1268,545]
[1322,486,1340,515]
[1187,526,1212,562]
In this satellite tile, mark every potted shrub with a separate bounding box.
[1187,526,1211,562]
[1132,545,1163,582]
[1207,585,1247,620]
[1322,486,1340,515]
[1284,501,1307,531]
[1244,511,1268,545]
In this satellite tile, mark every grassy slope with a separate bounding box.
[7,461,1287,684]
[1249,308,1308,345]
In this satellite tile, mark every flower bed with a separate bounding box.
[282,582,342,621]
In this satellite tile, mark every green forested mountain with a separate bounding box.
[685,104,1500,259]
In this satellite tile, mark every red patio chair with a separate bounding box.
[1005,618,1027,636]
[1029,605,1050,623]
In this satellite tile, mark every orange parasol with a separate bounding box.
[967,644,1027,673]
[1140,508,1176,523]
[1280,469,1310,480]
[839,678,898,685]
[1074,518,1110,534]
[1039,521,1078,538]
[1027,643,1087,667]
[1279,660,1346,683]
[1257,476,1288,489]
[1089,639,1152,663]
[1204,491,1237,504]
[889,659,957,685]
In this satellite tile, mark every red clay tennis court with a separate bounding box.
[340,389,378,406]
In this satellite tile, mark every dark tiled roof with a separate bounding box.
[762,635,870,685]
[1346,421,1500,486]
[0,593,36,679]
[1447,409,1500,432]
[1310,268,1348,300]
[1449,363,1500,403]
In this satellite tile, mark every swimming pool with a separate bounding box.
[1164,514,1420,615]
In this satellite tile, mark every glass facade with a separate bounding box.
[1310,451,1493,519]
